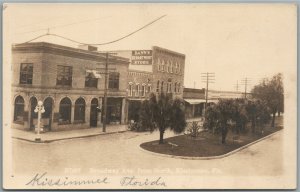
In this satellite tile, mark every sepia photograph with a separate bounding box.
[2,3,297,190]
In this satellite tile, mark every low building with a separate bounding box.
[183,88,245,119]
[11,42,130,131]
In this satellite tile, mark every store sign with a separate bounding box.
[131,50,152,65]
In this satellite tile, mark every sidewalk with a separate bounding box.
[12,124,128,143]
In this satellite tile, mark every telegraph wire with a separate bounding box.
[16,16,112,35]
[22,14,167,46]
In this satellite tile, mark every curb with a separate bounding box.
[139,129,282,160]
[12,130,128,144]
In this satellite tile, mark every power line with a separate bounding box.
[234,80,239,92]
[16,16,112,35]
[240,77,251,99]
[201,72,215,116]
[22,14,167,46]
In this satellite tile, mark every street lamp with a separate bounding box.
[34,100,45,142]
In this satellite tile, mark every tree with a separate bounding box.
[140,93,187,144]
[252,73,283,128]
[204,99,235,144]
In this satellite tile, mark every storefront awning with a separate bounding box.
[184,99,218,104]
[86,70,101,78]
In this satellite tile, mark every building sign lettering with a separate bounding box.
[131,50,152,65]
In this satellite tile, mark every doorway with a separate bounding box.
[90,98,98,127]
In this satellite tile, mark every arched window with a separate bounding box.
[157,58,161,71]
[74,98,86,122]
[166,62,169,73]
[148,84,152,94]
[156,80,160,93]
[161,60,165,72]
[161,81,164,92]
[174,82,177,92]
[59,97,72,124]
[174,62,178,74]
[169,61,173,73]
[135,84,140,97]
[142,84,146,97]
[14,96,24,122]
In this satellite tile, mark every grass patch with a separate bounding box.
[140,117,283,157]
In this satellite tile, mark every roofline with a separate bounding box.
[12,42,130,64]
[152,46,185,58]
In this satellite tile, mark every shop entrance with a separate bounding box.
[90,98,98,127]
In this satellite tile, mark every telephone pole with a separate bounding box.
[102,52,109,132]
[234,80,239,92]
[201,72,215,115]
[241,78,251,99]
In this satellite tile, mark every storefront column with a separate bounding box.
[85,105,90,127]
[121,98,126,124]
[71,104,75,123]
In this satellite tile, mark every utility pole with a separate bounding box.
[201,72,215,116]
[102,52,109,132]
[234,80,239,92]
[241,77,251,99]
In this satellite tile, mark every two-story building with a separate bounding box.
[12,42,129,131]
[110,46,185,122]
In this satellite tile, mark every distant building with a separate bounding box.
[109,46,185,122]
[12,42,129,131]
[183,88,245,119]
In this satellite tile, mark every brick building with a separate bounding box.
[110,46,185,122]
[11,42,129,131]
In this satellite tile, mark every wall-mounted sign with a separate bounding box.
[131,50,152,65]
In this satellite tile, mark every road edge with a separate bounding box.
[139,129,283,160]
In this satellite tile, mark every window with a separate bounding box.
[85,72,98,88]
[108,72,119,89]
[14,96,24,122]
[169,61,173,73]
[178,83,181,93]
[148,85,152,94]
[128,83,133,96]
[169,83,172,93]
[74,98,85,122]
[161,60,165,72]
[59,97,71,124]
[157,58,161,71]
[57,66,72,86]
[166,62,169,73]
[20,63,33,84]
[161,81,164,92]
[174,62,178,74]
[178,63,181,74]
[135,84,140,97]
[142,85,146,97]
[156,81,160,93]
[174,82,177,92]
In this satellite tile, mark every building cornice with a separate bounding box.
[12,42,130,65]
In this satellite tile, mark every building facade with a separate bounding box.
[110,46,186,122]
[12,42,129,131]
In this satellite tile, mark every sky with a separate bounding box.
[3,3,297,91]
